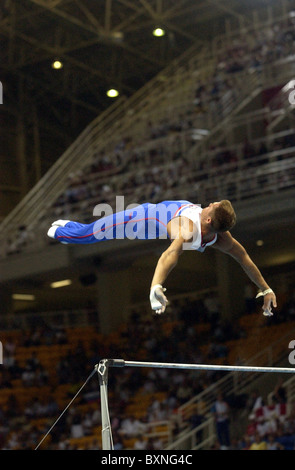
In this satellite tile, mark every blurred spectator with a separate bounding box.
[247,390,265,419]
[272,377,287,404]
[211,393,231,449]
[119,415,147,438]
[249,432,267,450]
[69,410,84,439]
[266,433,285,450]
[133,434,148,450]
[113,430,124,450]
[237,433,252,450]
[21,366,36,387]
[4,336,17,356]
[25,351,41,372]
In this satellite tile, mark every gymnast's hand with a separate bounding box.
[262,291,277,317]
[256,288,277,317]
[150,284,169,315]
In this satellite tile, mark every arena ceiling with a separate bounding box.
[0,0,286,215]
[0,0,278,132]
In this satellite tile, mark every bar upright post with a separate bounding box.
[97,360,113,450]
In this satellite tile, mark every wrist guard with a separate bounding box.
[256,288,273,299]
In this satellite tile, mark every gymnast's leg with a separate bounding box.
[47,208,138,244]
[47,200,185,245]
[47,204,153,244]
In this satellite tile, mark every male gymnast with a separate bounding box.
[47,199,277,317]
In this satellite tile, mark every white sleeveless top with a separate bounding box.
[173,203,217,252]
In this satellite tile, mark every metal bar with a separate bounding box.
[96,358,295,450]
[107,359,295,374]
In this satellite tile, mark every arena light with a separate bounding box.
[106,88,119,98]
[50,279,72,288]
[111,31,124,42]
[52,60,63,70]
[12,294,36,301]
[153,27,165,37]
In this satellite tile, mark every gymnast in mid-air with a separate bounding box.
[47,199,277,316]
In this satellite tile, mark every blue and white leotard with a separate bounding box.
[52,200,217,252]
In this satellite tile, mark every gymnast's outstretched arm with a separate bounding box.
[149,216,195,315]
[213,231,277,315]
[149,236,184,315]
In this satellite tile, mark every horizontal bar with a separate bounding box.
[106,359,295,374]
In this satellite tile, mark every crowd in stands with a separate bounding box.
[5,120,295,258]
[0,286,295,450]
[2,14,295,258]
[225,378,295,450]
[48,129,295,218]
[192,16,295,122]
